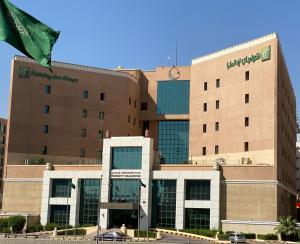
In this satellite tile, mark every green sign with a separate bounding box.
[227,45,271,69]
[18,65,78,83]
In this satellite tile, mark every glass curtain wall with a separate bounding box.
[185,180,211,200]
[157,80,190,114]
[111,147,142,169]
[158,121,189,164]
[79,179,101,226]
[110,179,140,203]
[185,208,210,229]
[50,205,70,225]
[152,180,177,228]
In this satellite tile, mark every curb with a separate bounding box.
[156,228,216,242]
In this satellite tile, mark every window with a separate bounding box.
[203,124,207,133]
[51,179,72,198]
[0,136,5,144]
[80,148,85,157]
[245,94,249,104]
[157,80,190,114]
[245,117,249,127]
[42,146,48,155]
[158,121,189,164]
[42,125,49,134]
[185,180,210,200]
[100,93,105,101]
[244,142,249,152]
[44,105,50,114]
[50,205,70,225]
[185,209,210,229]
[133,118,136,126]
[215,145,219,154]
[81,129,87,137]
[98,130,103,139]
[152,180,177,228]
[128,116,130,123]
[99,112,104,120]
[216,100,220,109]
[245,71,250,81]
[79,179,101,225]
[45,85,51,94]
[96,150,102,160]
[129,97,131,105]
[202,147,206,156]
[141,102,148,111]
[111,179,140,203]
[81,109,88,118]
[0,147,4,156]
[204,82,207,91]
[112,147,142,169]
[203,103,207,112]
[0,124,5,133]
[83,90,88,99]
[215,122,219,131]
[216,79,220,88]
[134,100,136,108]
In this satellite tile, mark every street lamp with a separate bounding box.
[138,180,146,241]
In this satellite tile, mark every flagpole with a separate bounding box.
[138,184,140,241]
[65,182,70,239]
[96,182,101,244]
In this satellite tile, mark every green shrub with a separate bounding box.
[134,230,156,238]
[57,228,86,236]
[26,224,43,233]
[7,216,26,233]
[257,234,278,240]
[241,233,256,239]
[181,229,217,238]
[0,218,9,233]
[218,232,229,240]
[2,227,10,233]
[79,224,94,227]
[45,223,56,231]
[45,223,72,231]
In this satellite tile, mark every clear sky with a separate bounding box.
[0,0,299,119]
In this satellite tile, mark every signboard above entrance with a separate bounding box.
[110,170,141,179]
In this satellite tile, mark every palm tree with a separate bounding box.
[274,216,298,241]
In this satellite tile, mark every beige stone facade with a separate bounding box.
[0,118,6,208]
[1,33,297,232]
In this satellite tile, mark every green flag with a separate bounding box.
[0,0,60,69]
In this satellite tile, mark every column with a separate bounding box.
[175,177,185,230]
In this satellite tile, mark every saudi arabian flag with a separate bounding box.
[0,0,60,69]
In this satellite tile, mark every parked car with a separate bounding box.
[94,231,127,241]
[229,233,246,243]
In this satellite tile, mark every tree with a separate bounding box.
[274,216,297,241]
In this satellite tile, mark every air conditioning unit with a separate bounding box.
[246,158,252,164]
[241,157,251,165]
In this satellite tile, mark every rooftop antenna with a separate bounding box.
[175,39,178,66]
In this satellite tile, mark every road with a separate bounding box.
[159,232,215,244]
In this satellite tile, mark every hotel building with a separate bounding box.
[2,33,296,233]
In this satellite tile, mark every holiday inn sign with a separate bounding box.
[227,45,271,69]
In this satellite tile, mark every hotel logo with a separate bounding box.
[18,65,31,79]
[261,45,271,61]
